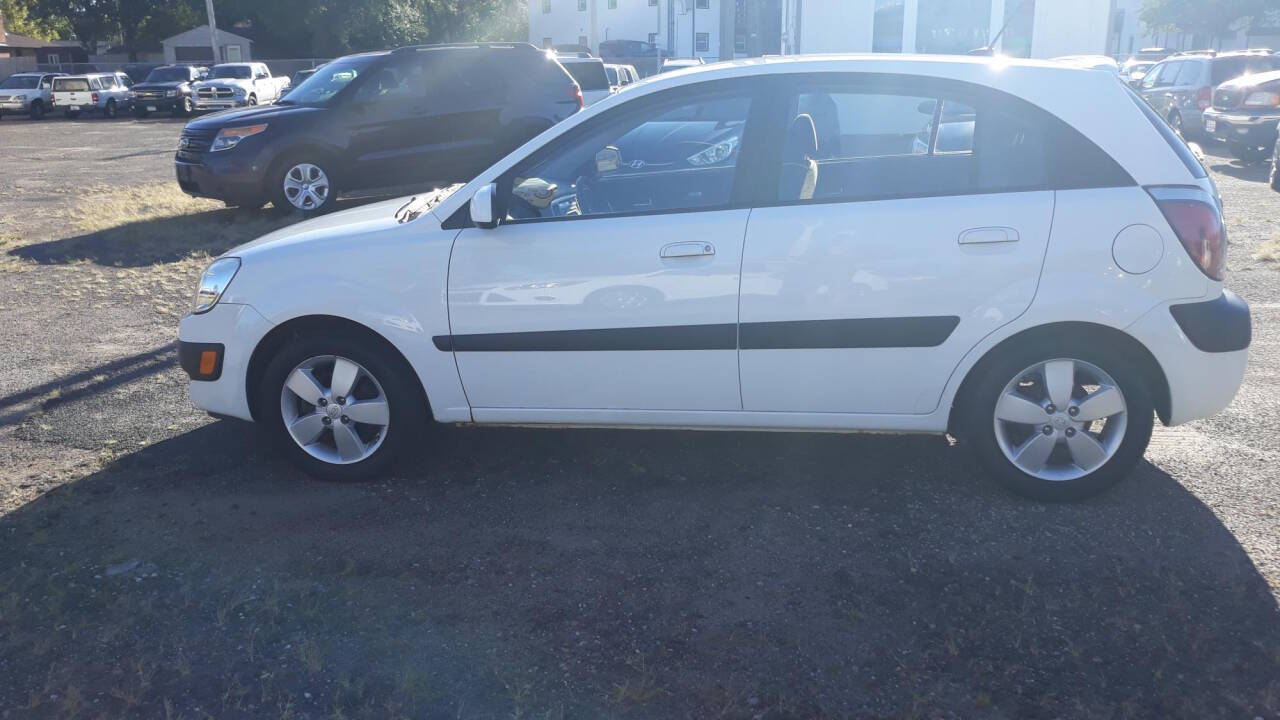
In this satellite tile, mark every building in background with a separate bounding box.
[160,25,253,64]
[1109,0,1280,57]
[531,0,1125,61]
[0,13,87,66]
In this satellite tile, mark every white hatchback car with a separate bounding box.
[178,56,1250,500]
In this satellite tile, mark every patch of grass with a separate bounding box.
[1255,237,1280,262]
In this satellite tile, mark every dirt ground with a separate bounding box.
[0,117,1278,719]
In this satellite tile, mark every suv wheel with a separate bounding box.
[965,341,1154,501]
[28,100,44,120]
[272,157,337,215]
[259,333,425,481]
[1228,141,1269,163]
[176,96,192,116]
[104,99,118,118]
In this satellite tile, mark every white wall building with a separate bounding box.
[532,0,1127,61]
[530,0,727,61]
[161,25,253,64]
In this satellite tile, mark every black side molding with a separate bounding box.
[432,316,961,352]
[1169,290,1251,353]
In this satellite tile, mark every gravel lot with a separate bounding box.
[0,117,1277,719]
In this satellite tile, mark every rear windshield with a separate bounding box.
[563,61,609,91]
[53,78,89,92]
[1125,86,1207,179]
[210,65,252,79]
[605,66,619,84]
[1212,55,1280,85]
[0,75,40,89]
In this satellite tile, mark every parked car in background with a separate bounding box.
[1139,51,1280,139]
[120,63,163,85]
[1202,69,1280,161]
[192,63,289,111]
[605,63,639,91]
[50,72,133,119]
[0,71,66,120]
[289,67,321,88]
[600,39,670,77]
[131,65,206,117]
[557,55,613,105]
[177,56,1248,502]
[1123,61,1156,87]
[1123,48,1172,68]
[1052,55,1121,76]
[660,57,707,73]
[175,43,582,213]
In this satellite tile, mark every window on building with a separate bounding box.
[695,32,710,52]
[649,32,660,45]
[543,37,554,49]
[735,34,747,53]
[696,0,710,8]
[608,0,617,8]
[578,0,586,9]
[1000,0,1035,58]
[649,0,658,5]
[872,0,904,53]
[579,35,589,48]
[541,0,551,12]
[916,0,990,55]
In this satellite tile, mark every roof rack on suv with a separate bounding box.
[391,42,542,54]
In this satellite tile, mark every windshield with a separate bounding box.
[145,67,192,83]
[563,61,609,91]
[281,57,376,104]
[210,65,252,80]
[0,75,40,89]
[53,78,89,92]
[605,67,619,84]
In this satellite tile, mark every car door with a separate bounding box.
[737,74,1062,415]
[341,56,430,188]
[444,79,763,416]
[1142,60,1180,116]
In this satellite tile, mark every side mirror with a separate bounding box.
[470,183,499,229]
[595,145,621,174]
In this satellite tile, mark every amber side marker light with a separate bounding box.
[199,350,218,376]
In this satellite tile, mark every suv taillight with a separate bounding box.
[1148,186,1226,280]
[1196,86,1211,110]
[91,92,99,104]
[569,84,583,110]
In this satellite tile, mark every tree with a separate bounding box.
[0,0,70,40]
[33,0,115,52]
[1140,0,1280,44]
[117,0,201,60]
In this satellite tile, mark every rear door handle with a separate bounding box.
[661,241,715,258]
[958,227,1019,245]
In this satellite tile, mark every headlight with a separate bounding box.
[166,89,177,97]
[687,135,740,166]
[210,124,267,152]
[193,258,240,314]
[1243,90,1280,108]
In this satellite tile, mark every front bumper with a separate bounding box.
[0,99,28,113]
[175,149,267,206]
[193,98,248,111]
[1202,108,1280,145]
[178,303,274,421]
[135,96,182,112]
[1127,291,1250,426]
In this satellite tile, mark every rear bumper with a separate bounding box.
[1202,108,1280,145]
[1128,292,1250,426]
[178,303,274,421]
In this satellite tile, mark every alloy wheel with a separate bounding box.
[992,358,1128,482]
[279,355,390,465]
[282,163,330,210]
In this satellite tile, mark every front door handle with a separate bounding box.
[958,227,1019,245]
[661,241,715,258]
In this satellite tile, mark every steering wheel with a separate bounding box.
[573,174,610,216]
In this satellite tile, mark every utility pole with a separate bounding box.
[205,0,219,63]
[691,0,696,59]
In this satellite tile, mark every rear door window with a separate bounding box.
[1154,61,1182,87]
[564,61,610,91]
[1174,61,1202,86]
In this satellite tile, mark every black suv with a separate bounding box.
[132,65,206,118]
[175,43,582,213]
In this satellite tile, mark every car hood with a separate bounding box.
[226,187,459,260]
[186,103,319,129]
[194,78,252,89]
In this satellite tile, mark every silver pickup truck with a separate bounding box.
[190,63,289,111]
[0,72,67,120]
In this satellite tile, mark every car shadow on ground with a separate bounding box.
[1,418,1276,717]
[1197,139,1273,183]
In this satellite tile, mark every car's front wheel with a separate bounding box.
[259,332,425,481]
[29,100,44,120]
[965,340,1154,501]
[175,96,192,116]
[271,156,337,214]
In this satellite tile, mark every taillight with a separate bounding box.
[91,92,99,104]
[569,84,583,110]
[1196,86,1211,110]
[1148,186,1226,280]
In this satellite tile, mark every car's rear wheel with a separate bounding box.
[1228,141,1269,163]
[259,332,425,481]
[104,99,118,118]
[965,340,1154,501]
[247,94,257,106]
[271,155,337,215]
[28,100,44,120]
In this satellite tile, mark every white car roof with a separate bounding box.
[432,54,1193,222]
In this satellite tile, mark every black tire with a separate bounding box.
[269,153,338,215]
[1228,141,1269,163]
[134,107,150,119]
[963,336,1155,501]
[28,101,44,120]
[104,99,117,119]
[247,94,257,106]
[64,111,80,119]
[259,331,427,481]
[175,96,192,117]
